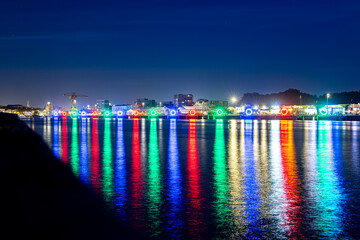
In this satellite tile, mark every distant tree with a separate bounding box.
[318,91,360,105]
[240,88,317,105]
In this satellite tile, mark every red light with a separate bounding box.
[133,110,140,117]
[62,111,67,117]
[189,110,196,116]
[281,108,288,116]
[92,111,98,116]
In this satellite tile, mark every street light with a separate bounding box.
[326,93,330,109]
[231,97,237,107]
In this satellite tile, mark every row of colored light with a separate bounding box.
[52,108,229,118]
[53,106,331,118]
[243,107,329,116]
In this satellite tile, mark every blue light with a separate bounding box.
[80,111,87,117]
[168,109,177,117]
[117,110,124,117]
[52,111,59,117]
[245,108,253,116]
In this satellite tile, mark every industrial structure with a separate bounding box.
[63,92,88,110]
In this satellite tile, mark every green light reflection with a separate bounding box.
[103,118,114,202]
[316,121,343,237]
[71,118,79,176]
[148,119,162,237]
[213,119,231,233]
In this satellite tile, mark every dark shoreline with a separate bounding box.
[0,113,141,240]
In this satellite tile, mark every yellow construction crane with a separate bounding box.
[63,92,88,110]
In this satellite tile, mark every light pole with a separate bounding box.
[231,97,237,108]
[326,93,330,109]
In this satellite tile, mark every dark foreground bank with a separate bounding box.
[0,113,142,240]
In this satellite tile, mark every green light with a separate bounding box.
[216,108,224,116]
[150,109,158,116]
[71,110,78,117]
[104,110,111,117]
[319,107,328,115]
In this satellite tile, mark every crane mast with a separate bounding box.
[63,92,88,110]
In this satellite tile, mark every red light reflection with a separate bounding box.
[280,120,304,238]
[61,118,69,164]
[91,118,101,192]
[186,119,205,238]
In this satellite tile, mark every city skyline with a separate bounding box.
[1,0,360,107]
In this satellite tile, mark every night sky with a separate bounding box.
[1,0,359,108]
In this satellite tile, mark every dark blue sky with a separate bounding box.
[1,0,359,108]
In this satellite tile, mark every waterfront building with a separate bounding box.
[95,100,111,112]
[2,104,42,117]
[135,98,156,108]
[326,104,346,115]
[347,103,360,114]
[196,99,209,104]
[209,100,228,107]
[44,102,53,116]
[112,104,132,113]
[174,94,194,107]
[160,101,173,107]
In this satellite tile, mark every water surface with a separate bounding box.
[27,118,360,239]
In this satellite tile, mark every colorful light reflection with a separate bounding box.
[102,119,114,202]
[114,119,127,219]
[213,120,231,234]
[167,119,183,238]
[186,119,204,238]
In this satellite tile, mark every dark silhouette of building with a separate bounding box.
[174,94,194,107]
[135,98,156,108]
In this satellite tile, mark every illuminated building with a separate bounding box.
[44,102,54,116]
[95,100,111,112]
[112,104,132,114]
[174,94,194,107]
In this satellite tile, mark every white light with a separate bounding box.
[305,108,317,115]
